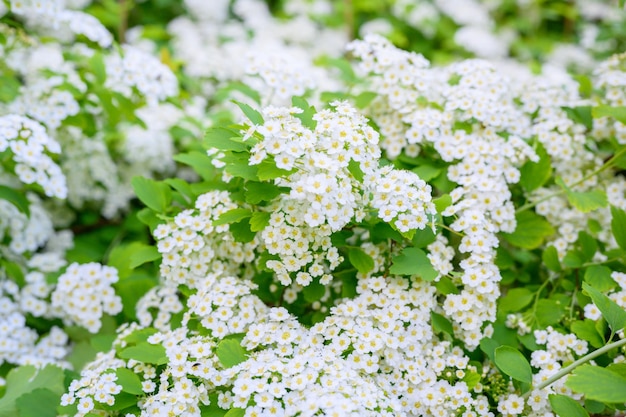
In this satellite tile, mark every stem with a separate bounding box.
[517,146,626,214]
[344,0,355,41]
[118,0,130,43]
[523,337,626,398]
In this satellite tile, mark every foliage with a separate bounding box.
[0,0,626,416]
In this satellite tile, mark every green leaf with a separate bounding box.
[230,219,256,243]
[354,91,377,109]
[224,161,259,181]
[131,177,172,213]
[128,244,161,269]
[566,364,626,403]
[499,288,534,313]
[224,409,245,417]
[118,342,167,365]
[348,247,375,274]
[433,194,452,213]
[0,75,20,102]
[115,368,144,395]
[431,311,454,335]
[0,365,65,417]
[216,339,248,368]
[582,282,626,333]
[549,394,590,417]
[88,51,106,84]
[479,338,500,362]
[204,128,248,152]
[584,266,617,292]
[577,231,598,262]
[303,281,325,302]
[174,151,216,181]
[611,206,626,252]
[245,182,286,204]
[15,388,59,417]
[233,100,264,125]
[389,247,438,281]
[502,211,555,249]
[292,96,317,129]
[592,105,626,124]
[556,178,608,213]
[250,211,271,232]
[214,208,253,226]
[494,346,532,384]
[412,165,442,182]
[257,161,294,181]
[520,143,552,191]
[347,160,364,182]
[571,319,605,349]
[536,299,567,327]
[542,245,561,272]
[0,185,30,216]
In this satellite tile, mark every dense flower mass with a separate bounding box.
[1,1,626,416]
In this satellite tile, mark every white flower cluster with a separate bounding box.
[584,271,626,322]
[0,198,54,254]
[186,274,268,338]
[154,190,258,288]
[349,35,538,347]
[0,277,69,367]
[7,0,112,47]
[105,45,179,106]
[9,76,80,130]
[594,53,626,143]
[51,262,123,333]
[241,102,434,285]
[136,283,184,331]
[0,114,67,198]
[60,350,127,417]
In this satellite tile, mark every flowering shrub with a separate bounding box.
[1,1,626,417]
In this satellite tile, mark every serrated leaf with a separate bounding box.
[225,161,259,181]
[502,211,555,249]
[389,247,438,281]
[584,265,616,292]
[0,365,65,417]
[245,182,286,204]
[536,299,567,327]
[15,388,59,417]
[494,346,532,384]
[216,339,248,368]
[233,100,263,125]
[520,143,552,191]
[542,245,561,272]
[250,211,271,232]
[164,178,195,202]
[204,127,248,152]
[582,282,626,333]
[214,208,253,226]
[499,288,534,313]
[611,206,626,252]
[115,368,144,395]
[0,185,30,216]
[571,319,605,349]
[131,176,172,213]
[592,105,626,124]
[549,394,589,417]
[230,219,256,243]
[348,247,375,274]
[118,342,167,365]
[556,178,607,213]
[431,311,454,335]
[566,364,626,403]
